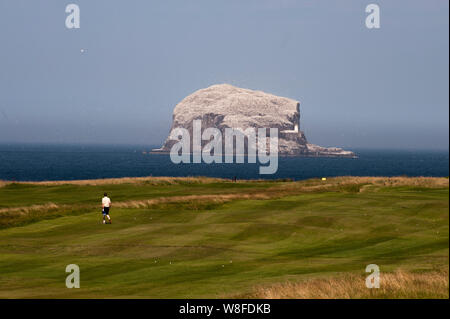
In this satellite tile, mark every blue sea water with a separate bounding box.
[0,144,448,181]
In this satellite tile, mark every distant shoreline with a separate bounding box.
[1,175,448,186]
[149,150,359,158]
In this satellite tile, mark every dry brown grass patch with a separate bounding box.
[0,176,226,187]
[0,203,60,216]
[114,193,272,209]
[240,269,449,299]
[1,176,447,188]
[332,176,449,188]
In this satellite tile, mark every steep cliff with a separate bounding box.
[153,84,355,157]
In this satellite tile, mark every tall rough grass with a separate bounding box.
[241,270,449,299]
[333,176,449,188]
[0,176,226,187]
[1,176,448,188]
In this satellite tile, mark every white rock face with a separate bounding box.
[154,84,356,157]
[173,84,299,130]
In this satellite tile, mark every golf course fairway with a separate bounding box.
[0,176,448,298]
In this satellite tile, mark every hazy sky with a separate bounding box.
[0,0,448,149]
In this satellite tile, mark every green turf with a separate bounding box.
[0,181,273,208]
[0,179,448,298]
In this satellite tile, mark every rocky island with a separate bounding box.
[153,84,356,158]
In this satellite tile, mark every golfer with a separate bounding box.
[102,193,112,224]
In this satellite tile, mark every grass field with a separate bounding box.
[0,176,448,298]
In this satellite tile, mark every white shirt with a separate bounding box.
[102,196,111,207]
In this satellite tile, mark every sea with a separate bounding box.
[0,144,448,181]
